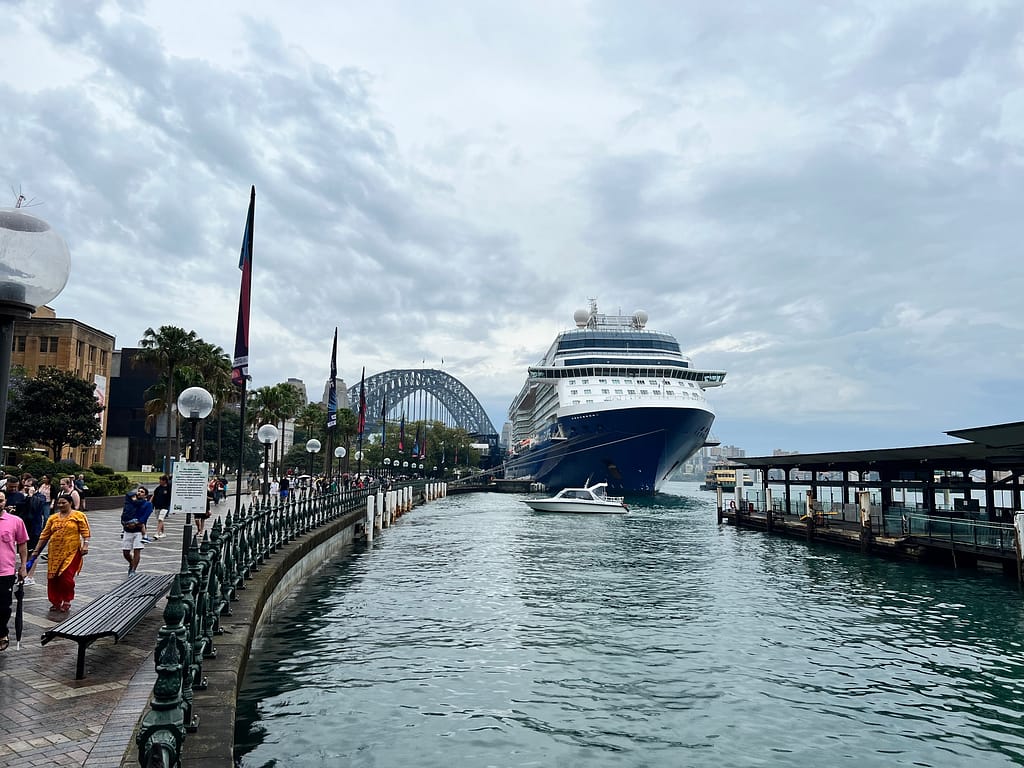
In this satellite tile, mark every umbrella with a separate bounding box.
[13,577,24,650]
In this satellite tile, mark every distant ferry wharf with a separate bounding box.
[722,421,1024,582]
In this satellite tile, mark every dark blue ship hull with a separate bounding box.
[504,406,714,494]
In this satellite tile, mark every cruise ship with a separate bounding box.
[504,300,727,494]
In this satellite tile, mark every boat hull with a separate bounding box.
[524,499,627,514]
[505,405,714,494]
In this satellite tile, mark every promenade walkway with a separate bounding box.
[0,496,242,768]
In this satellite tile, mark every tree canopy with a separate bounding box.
[7,367,104,459]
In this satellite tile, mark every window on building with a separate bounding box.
[88,346,96,362]
[100,350,108,368]
[76,340,84,357]
[13,336,26,352]
[39,336,59,353]
[601,389,610,394]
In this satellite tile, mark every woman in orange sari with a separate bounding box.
[27,497,91,612]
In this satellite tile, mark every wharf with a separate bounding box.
[722,507,1019,577]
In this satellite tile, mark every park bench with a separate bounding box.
[41,572,176,679]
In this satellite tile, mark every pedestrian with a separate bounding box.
[4,477,29,532]
[121,487,152,576]
[151,475,172,540]
[0,490,29,650]
[56,476,82,510]
[269,478,279,498]
[37,475,52,504]
[26,496,90,613]
[278,475,290,501]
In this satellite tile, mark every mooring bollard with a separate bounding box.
[365,496,375,543]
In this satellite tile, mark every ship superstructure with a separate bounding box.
[505,300,726,494]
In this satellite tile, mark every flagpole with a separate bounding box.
[231,184,255,515]
[234,379,247,517]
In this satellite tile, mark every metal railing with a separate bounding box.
[135,486,379,767]
[883,509,1017,553]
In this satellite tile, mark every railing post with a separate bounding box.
[136,576,188,767]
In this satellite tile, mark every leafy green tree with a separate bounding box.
[7,367,104,459]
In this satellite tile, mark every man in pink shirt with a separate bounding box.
[0,490,29,651]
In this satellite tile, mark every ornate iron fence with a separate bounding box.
[136,486,374,767]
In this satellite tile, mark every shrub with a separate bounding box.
[89,463,115,476]
[16,454,80,481]
[82,471,131,497]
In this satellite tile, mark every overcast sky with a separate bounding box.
[4,0,1024,456]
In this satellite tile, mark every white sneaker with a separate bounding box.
[22,577,35,586]
[155,532,165,540]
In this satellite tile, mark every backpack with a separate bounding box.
[29,491,48,518]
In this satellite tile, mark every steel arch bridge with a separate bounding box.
[347,369,498,439]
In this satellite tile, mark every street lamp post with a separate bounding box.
[0,209,71,462]
[355,450,363,477]
[334,446,346,487]
[384,457,391,479]
[257,424,280,503]
[305,438,321,483]
[177,387,214,462]
[176,386,214,545]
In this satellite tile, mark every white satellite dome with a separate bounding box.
[573,308,590,327]
[633,310,649,328]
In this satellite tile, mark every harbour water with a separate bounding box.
[234,482,1024,767]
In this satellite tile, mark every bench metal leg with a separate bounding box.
[76,643,88,679]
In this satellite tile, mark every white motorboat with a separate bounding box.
[524,482,629,514]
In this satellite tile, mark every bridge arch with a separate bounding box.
[348,369,498,439]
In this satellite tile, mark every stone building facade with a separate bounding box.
[11,305,116,466]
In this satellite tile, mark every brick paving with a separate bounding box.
[0,494,245,768]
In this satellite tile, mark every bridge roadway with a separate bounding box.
[0,487,376,767]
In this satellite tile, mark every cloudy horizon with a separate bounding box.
[4,0,1024,457]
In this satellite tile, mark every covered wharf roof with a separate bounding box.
[737,421,1024,473]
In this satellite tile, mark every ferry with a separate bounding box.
[504,300,726,494]
[700,463,753,492]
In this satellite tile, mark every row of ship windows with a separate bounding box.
[568,378,698,388]
[571,389,703,398]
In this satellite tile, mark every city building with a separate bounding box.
[105,348,167,472]
[11,305,116,466]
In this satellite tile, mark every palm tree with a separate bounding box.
[250,384,289,477]
[182,342,233,470]
[296,402,327,444]
[136,326,200,472]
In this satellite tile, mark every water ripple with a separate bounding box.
[236,482,1024,767]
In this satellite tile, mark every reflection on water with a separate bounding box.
[235,482,1024,767]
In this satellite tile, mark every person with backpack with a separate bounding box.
[121,487,152,576]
